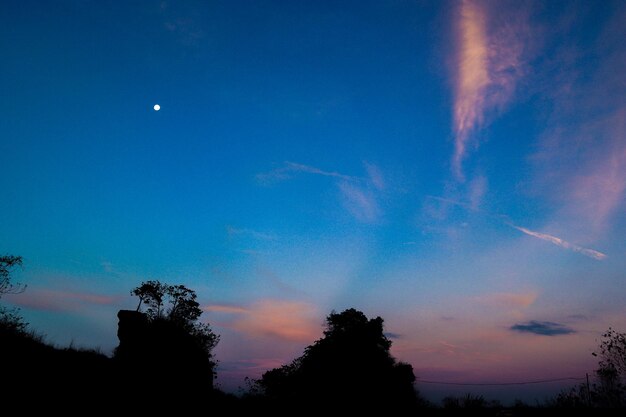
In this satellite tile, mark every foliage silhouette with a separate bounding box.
[253,308,420,411]
[3,258,624,413]
[594,328,626,382]
[0,255,28,335]
[0,254,24,297]
[554,327,626,409]
[115,280,219,398]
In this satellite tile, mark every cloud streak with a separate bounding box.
[256,161,357,185]
[6,288,121,313]
[257,161,385,223]
[476,292,537,309]
[510,321,575,336]
[452,0,527,180]
[510,224,607,261]
[226,226,277,241]
[425,194,607,260]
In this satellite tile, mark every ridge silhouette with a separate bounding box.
[2,258,625,413]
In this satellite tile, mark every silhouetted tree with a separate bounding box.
[591,328,626,407]
[0,255,27,335]
[167,284,202,325]
[0,255,24,297]
[131,280,168,318]
[255,308,420,411]
[555,327,626,408]
[594,328,626,382]
[115,281,219,397]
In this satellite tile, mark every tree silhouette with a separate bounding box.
[167,284,202,325]
[0,255,24,297]
[131,280,168,318]
[0,255,27,335]
[594,328,626,382]
[555,328,626,408]
[592,328,626,407]
[115,280,219,396]
[255,308,420,410]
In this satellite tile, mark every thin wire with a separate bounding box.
[416,377,586,386]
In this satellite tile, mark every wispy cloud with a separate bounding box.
[365,161,385,191]
[6,288,121,312]
[226,226,277,241]
[159,1,205,46]
[510,224,607,261]
[510,320,575,336]
[425,194,608,260]
[452,0,528,180]
[256,161,357,185]
[468,175,487,210]
[529,7,626,241]
[476,292,537,309]
[203,304,249,314]
[569,142,626,237]
[257,161,385,223]
[338,181,380,223]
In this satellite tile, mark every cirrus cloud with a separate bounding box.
[452,0,529,180]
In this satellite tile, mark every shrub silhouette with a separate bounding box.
[255,308,420,411]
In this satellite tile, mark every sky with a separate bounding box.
[1,0,625,403]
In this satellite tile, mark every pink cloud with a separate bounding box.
[529,8,626,242]
[203,304,249,314]
[452,0,528,180]
[338,181,381,223]
[567,117,626,237]
[207,299,321,343]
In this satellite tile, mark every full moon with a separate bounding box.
[153,104,160,111]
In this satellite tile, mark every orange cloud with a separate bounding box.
[206,299,320,343]
[476,292,537,308]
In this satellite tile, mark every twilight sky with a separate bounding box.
[1,0,625,401]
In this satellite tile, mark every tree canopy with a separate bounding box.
[256,308,419,410]
[128,280,218,353]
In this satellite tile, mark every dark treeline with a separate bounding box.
[1,255,625,414]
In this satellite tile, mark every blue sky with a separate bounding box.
[1,0,625,402]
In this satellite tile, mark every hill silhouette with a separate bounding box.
[1,258,625,414]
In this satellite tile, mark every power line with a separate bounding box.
[416,377,586,386]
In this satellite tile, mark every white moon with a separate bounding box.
[153,104,161,111]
